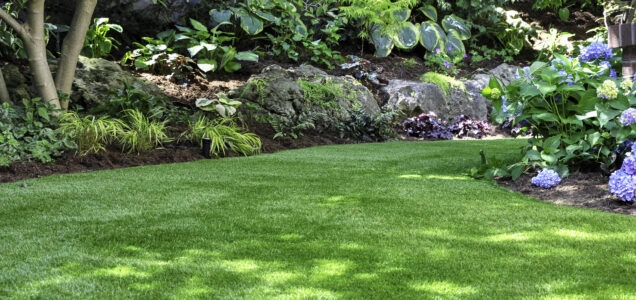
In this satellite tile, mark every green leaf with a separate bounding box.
[540,152,559,164]
[446,30,466,56]
[195,98,215,111]
[419,21,446,52]
[595,103,622,127]
[393,22,419,50]
[419,5,437,22]
[210,9,232,23]
[393,8,411,22]
[189,19,208,32]
[234,51,259,62]
[197,59,217,73]
[558,7,570,21]
[441,15,471,40]
[253,9,278,22]
[371,26,394,57]
[188,45,204,57]
[533,112,559,123]
[525,149,542,161]
[234,9,263,35]
[543,135,562,152]
[538,83,557,96]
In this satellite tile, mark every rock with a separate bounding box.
[72,56,168,109]
[232,64,379,126]
[382,63,520,121]
[0,64,32,102]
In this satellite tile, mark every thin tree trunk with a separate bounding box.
[24,0,61,111]
[55,0,97,110]
[0,67,12,104]
[624,0,636,23]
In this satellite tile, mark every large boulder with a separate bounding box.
[0,64,31,102]
[381,63,520,121]
[232,64,380,123]
[71,56,168,108]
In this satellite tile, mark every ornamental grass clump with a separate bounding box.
[531,169,562,189]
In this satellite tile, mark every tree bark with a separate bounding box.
[0,67,12,104]
[23,0,61,111]
[55,0,97,110]
[626,0,636,23]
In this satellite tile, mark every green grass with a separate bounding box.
[1,139,635,299]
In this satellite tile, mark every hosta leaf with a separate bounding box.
[419,4,437,22]
[197,59,217,73]
[419,21,446,52]
[188,45,204,57]
[234,9,263,35]
[210,9,232,23]
[446,30,465,56]
[393,8,411,22]
[393,22,419,49]
[293,17,308,37]
[371,26,394,57]
[253,9,278,22]
[195,98,215,111]
[441,15,470,40]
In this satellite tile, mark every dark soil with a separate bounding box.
[1,2,634,216]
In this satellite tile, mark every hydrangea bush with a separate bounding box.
[482,42,636,179]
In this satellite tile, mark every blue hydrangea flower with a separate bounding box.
[609,169,636,202]
[623,155,636,175]
[515,66,533,80]
[610,69,617,78]
[501,96,509,115]
[580,42,613,62]
[531,169,562,189]
[619,108,636,126]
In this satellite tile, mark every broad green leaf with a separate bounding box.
[189,19,208,32]
[220,47,237,69]
[234,9,263,35]
[519,84,541,98]
[558,7,570,21]
[371,26,394,57]
[293,17,308,37]
[595,103,622,127]
[195,97,215,110]
[200,42,217,51]
[543,135,562,152]
[525,149,542,161]
[235,51,259,62]
[587,131,602,146]
[253,9,278,22]
[188,45,204,57]
[446,30,465,56]
[393,8,411,22]
[529,61,547,74]
[534,112,559,122]
[441,15,471,40]
[538,83,557,96]
[419,4,437,22]
[576,111,597,120]
[393,22,419,49]
[197,59,217,73]
[540,152,559,164]
[419,21,446,52]
[210,9,232,23]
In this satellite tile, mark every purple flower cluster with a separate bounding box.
[531,169,562,189]
[619,108,636,126]
[579,42,614,62]
[609,155,636,202]
[402,112,453,140]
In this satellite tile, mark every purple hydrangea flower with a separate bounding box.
[580,42,614,62]
[619,108,636,126]
[610,69,617,78]
[609,169,636,202]
[531,169,562,189]
[623,155,636,175]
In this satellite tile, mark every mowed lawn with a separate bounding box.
[1,139,635,299]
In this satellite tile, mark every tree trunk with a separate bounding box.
[23,0,61,111]
[55,0,97,110]
[0,67,12,104]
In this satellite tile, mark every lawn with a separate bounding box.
[1,139,635,299]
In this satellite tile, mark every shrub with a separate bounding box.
[483,43,635,178]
